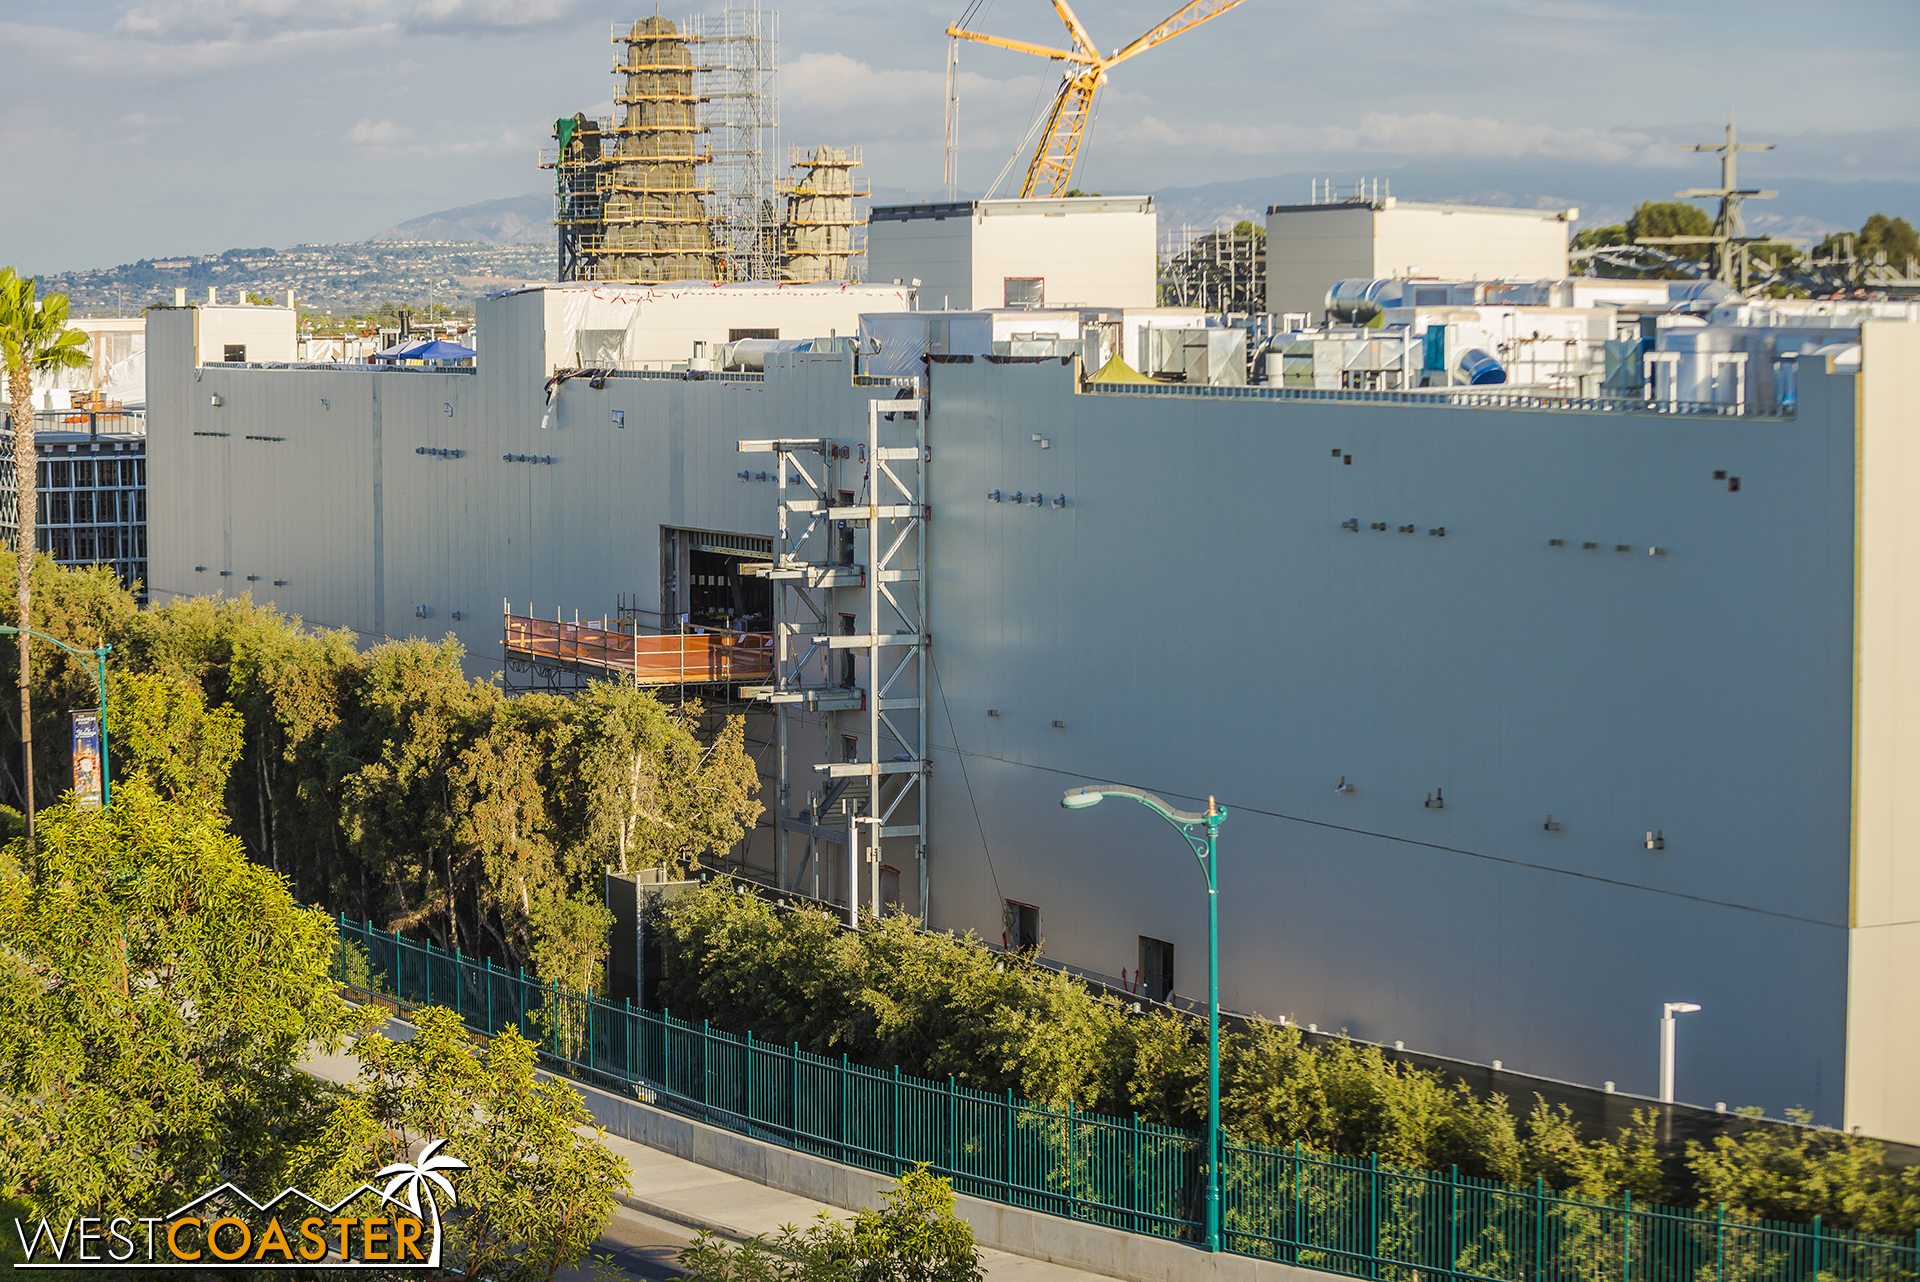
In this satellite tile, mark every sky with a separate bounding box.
[4,0,1916,274]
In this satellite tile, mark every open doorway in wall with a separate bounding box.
[1139,936,1175,1002]
[1004,900,1040,955]
[661,528,773,631]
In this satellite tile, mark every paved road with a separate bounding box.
[553,1205,696,1282]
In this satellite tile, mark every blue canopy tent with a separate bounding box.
[370,339,475,365]
[370,339,426,362]
[399,339,477,362]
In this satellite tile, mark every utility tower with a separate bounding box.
[1637,116,1778,289]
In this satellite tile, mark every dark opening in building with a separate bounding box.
[224,344,247,362]
[1139,936,1174,1002]
[1005,900,1040,954]
[661,528,774,631]
[838,612,856,686]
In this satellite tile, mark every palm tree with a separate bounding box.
[377,1137,468,1262]
[0,269,89,837]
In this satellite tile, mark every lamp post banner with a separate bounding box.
[70,711,103,810]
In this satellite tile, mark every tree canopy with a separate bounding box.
[1816,212,1919,269]
[0,782,376,1221]
[1,562,764,992]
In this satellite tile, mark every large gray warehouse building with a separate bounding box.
[144,282,1920,1147]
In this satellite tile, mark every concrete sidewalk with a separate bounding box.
[303,1027,1140,1281]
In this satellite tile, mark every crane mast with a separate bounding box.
[948,0,1247,199]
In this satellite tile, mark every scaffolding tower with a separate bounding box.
[544,8,778,284]
[738,389,929,923]
[780,145,865,282]
[1162,223,1265,313]
[698,2,781,282]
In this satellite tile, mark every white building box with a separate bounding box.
[195,302,298,366]
[541,282,911,371]
[1267,199,1576,323]
[867,197,1157,311]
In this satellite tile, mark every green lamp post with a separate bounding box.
[0,627,112,810]
[1061,784,1227,1252]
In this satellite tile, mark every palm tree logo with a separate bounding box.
[377,1139,467,1264]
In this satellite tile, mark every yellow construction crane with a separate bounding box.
[947,0,1247,199]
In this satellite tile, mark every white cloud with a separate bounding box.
[783,51,1044,144]
[342,118,413,146]
[116,0,397,41]
[114,112,183,128]
[439,128,531,157]
[406,0,586,33]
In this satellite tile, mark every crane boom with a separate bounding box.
[1108,0,1246,69]
[945,27,1091,64]
[948,0,1248,198]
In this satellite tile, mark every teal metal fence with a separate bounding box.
[332,914,1919,1280]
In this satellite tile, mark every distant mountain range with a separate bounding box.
[367,165,1914,251]
[374,193,552,245]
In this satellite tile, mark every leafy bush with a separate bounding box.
[658,882,1917,1231]
[1686,1109,1920,1234]
[675,1167,983,1282]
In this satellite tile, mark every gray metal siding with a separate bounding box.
[920,359,1854,1121]
[146,296,1862,1124]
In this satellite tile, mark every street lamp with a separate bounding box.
[0,627,112,815]
[1659,1001,1701,1103]
[1061,784,1227,1253]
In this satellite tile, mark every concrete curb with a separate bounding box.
[612,1191,762,1243]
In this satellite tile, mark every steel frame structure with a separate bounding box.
[739,390,929,921]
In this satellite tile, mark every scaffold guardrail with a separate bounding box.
[504,611,772,686]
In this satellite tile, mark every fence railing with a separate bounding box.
[503,612,773,686]
[331,915,1919,1280]
[1089,380,1792,419]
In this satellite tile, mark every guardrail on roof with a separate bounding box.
[1089,381,1792,419]
[200,361,477,375]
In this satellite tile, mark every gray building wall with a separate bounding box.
[918,359,1857,1125]
[146,292,1899,1134]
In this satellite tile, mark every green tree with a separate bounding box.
[353,1005,629,1282]
[106,670,245,810]
[0,780,376,1220]
[0,269,90,835]
[1858,213,1919,269]
[1626,202,1715,278]
[1815,213,1919,274]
